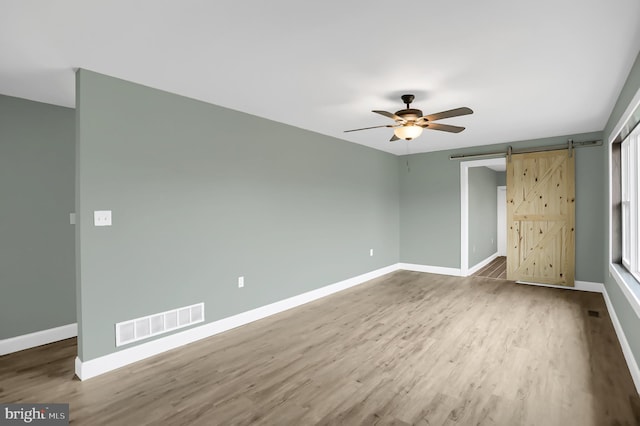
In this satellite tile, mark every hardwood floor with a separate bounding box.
[474,256,507,279]
[1,271,639,425]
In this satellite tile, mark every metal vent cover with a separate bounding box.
[115,302,205,346]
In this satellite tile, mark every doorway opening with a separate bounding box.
[460,157,507,276]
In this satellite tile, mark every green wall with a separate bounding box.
[75,70,400,361]
[0,95,76,339]
[399,131,604,283]
[602,49,640,369]
[468,167,498,267]
[399,149,462,268]
[496,171,506,187]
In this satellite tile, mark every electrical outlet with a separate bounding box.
[370,249,374,257]
[238,276,244,288]
[94,210,112,227]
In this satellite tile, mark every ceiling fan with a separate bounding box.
[345,94,473,141]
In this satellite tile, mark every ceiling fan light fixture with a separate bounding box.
[394,124,423,140]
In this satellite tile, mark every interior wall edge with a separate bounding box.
[75,69,401,360]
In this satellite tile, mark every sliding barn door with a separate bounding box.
[506,150,575,286]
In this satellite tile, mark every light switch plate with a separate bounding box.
[94,210,112,227]
[70,213,76,225]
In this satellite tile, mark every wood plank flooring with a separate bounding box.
[474,256,507,279]
[1,271,639,425]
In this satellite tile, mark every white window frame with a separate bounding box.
[608,86,640,323]
[621,126,640,282]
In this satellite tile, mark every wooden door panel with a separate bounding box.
[510,220,567,283]
[507,150,575,286]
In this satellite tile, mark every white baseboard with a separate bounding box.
[75,263,400,380]
[0,323,77,356]
[574,280,606,293]
[398,263,462,276]
[466,252,499,276]
[602,286,640,395]
[516,280,605,293]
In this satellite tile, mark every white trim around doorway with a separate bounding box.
[460,157,506,276]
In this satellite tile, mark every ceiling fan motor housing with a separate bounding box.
[396,108,423,121]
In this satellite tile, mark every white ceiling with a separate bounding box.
[2,1,640,155]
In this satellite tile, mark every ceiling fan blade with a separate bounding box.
[422,122,466,133]
[344,124,394,133]
[373,110,406,122]
[390,134,400,141]
[423,107,473,122]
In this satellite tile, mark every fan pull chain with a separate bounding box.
[405,141,410,172]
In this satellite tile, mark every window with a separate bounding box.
[621,125,640,281]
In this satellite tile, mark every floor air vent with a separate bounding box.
[115,303,205,347]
